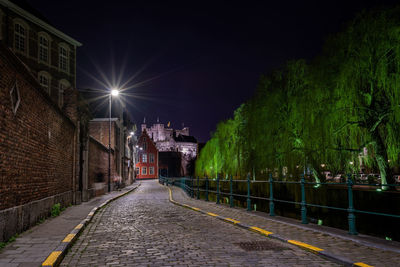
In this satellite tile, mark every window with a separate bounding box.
[59,44,69,72]
[149,167,154,175]
[136,167,139,175]
[14,23,26,52]
[142,167,147,175]
[142,153,147,163]
[58,80,70,108]
[149,153,154,163]
[38,71,51,94]
[143,137,146,141]
[143,142,147,151]
[38,34,49,63]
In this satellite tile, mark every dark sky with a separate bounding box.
[27,0,397,142]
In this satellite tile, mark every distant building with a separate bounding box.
[141,119,197,176]
[135,130,159,179]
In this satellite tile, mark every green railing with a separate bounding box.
[159,174,400,237]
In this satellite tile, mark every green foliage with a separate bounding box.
[51,203,61,217]
[0,233,19,251]
[196,6,400,186]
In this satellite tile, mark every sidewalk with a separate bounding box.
[168,185,400,267]
[0,182,140,267]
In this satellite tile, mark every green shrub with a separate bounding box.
[51,203,61,217]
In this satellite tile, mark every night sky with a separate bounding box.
[27,0,397,142]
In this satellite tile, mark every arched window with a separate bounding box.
[38,32,50,64]
[59,43,69,73]
[58,79,70,108]
[14,19,28,53]
[38,71,51,94]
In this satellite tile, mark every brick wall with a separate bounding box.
[88,136,115,196]
[0,44,76,240]
[89,120,116,150]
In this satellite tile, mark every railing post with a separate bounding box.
[191,176,194,198]
[301,174,308,224]
[197,176,200,199]
[347,174,357,235]
[247,173,251,211]
[205,175,209,201]
[216,174,220,204]
[269,173,275,216]
[229,174,234,207]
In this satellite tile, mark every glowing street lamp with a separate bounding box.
[108,88,119,192]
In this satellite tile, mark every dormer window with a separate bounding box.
[59,44,69,73]
[14,23,26,52]
[38,34,49,63]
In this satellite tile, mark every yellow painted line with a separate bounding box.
[288,240,324,252]
[74,224,84,230]
[191,207,201,211]
[207,212,218,217]
[62,233,76,243]
[225,218,240,224]
[42,251,62,266]
[250,226,273,236]
[354,263,374,267]
[88,212,94,216]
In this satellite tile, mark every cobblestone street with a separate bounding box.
[61,180,337,266]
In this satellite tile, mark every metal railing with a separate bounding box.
[159,174,400,236]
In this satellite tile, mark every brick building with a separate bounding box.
[88,118,132,192]
[0,0,81,107]
[0,0,89,242]
[136,130,159,179]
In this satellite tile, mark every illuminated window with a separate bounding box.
[149,167,154,175]
[38,71,51,94]
[14,23,26,52]
[38,34,49,63]
[142,167,147,175]
[59,44,69,72]
[142,153,147,163]
[149,153,154,163]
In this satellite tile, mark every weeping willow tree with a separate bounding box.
[324,7,400,186]
[196,5,400,187]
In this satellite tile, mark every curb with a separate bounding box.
[41,183,141,267]
[165,185,374,267]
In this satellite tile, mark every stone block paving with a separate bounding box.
[171,186,400,267]
[0,183,139,267]
[61,180,338,266]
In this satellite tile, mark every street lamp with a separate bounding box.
[108,88,119,192]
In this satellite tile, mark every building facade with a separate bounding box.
[0,0,82,110]
[135,130,159,179]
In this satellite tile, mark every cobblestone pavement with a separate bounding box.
[0,183,139,267]
[61,180,338,266]
[171,185,400,267]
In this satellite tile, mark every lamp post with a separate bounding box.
[108,89,119,192]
